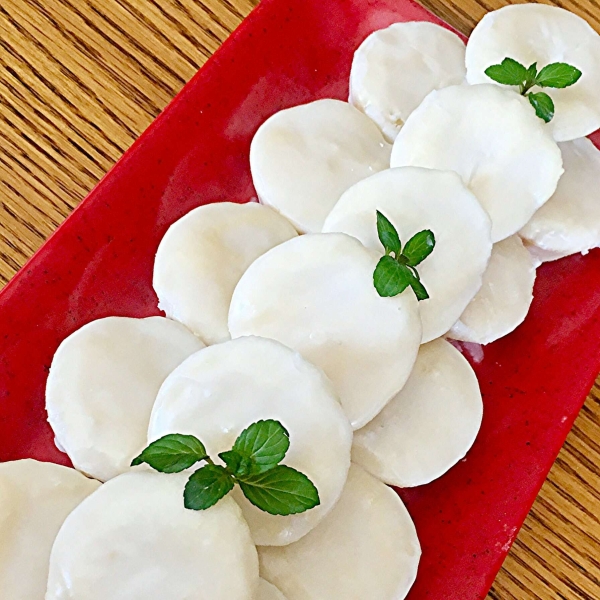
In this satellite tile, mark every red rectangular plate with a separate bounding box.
[1,0,599,598]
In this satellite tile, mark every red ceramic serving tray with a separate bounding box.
[1,0,599,598]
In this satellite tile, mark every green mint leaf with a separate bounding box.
[219,450,253,478]
[219,449,243,473]
[535,63,582,89]
[184,465,235,510]
[373,256,412,297]
[408,270,430,301]
[376,210,401,256]
[528,92,555,123]
[238,465,320,516]
[525,62,538,86]
[402,230,436,267]
[131,434,208,473]
[485,58,528,86]
[521,62,538,93]
[232,420,290,474]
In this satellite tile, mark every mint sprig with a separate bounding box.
[184,465,235,510]
[238,466,320,516]
[536,63,582,88]
[485,57,528,86]
[528,92,555,123]
[231,419,290,474]
[484,58,582,123]
[132,419,320,516]
[131,434,209,473]
[373,211,435,301]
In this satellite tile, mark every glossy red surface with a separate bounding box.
[0,0,599,597]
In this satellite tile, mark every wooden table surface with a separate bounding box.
[0,0,598,597]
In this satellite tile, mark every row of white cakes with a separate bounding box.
[1,4,600,599]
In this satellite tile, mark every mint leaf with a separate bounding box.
[485,58,528,86]
[408,270,430,301]
[184,465,235,510]
[528,92,555,123]
[238,465,320,516]
[219,450,253,478]
[525,63,538,86]
[131,434,208,473]
[536,63,582,89]
[373,256,412,297]
[232,420,290,474]
[521,62,538,93]
[402,230,435,267]
[219,449,243,473]
[376,210,401,256]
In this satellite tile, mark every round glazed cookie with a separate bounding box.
[46,316,204,481]
[391,84,563,242]
[154,202,297,345]
[46,471,259,600]
[520,138,600,260]
[323,167,492,342]
[353,339,483,487]
[466,4,600,141]
[250,99,391,233]
[0,460,100,600]
[259,464,421,600]
[229,233,422,430]
[149,336,353,546]
[350,21,466,141]
[448,236,536,345]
